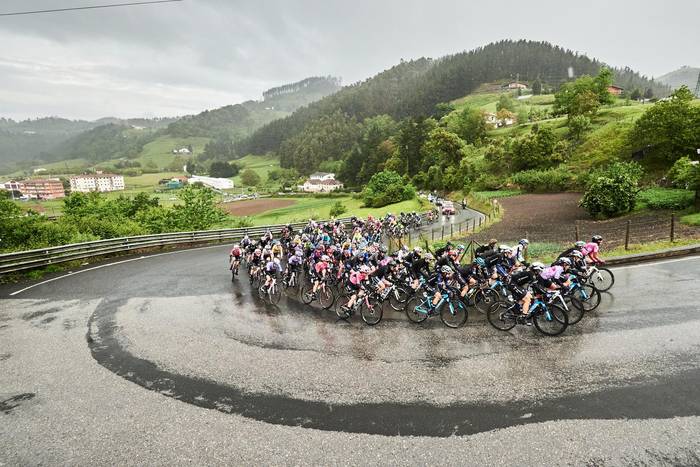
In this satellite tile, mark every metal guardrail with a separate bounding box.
[0,214,432,275]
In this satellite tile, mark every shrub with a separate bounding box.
[329,201,347,217]
[510,167,577,192]
[472,174,505,191]
[362,170,415,208]
[636,188,694,210]
[580,162,643,218]
[240,168,261,186]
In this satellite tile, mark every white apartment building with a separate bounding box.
[69,174,125,193]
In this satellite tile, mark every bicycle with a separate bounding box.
[229,256,240,281]
[335,288,383,325]
[301,278,336,310]
[404,287,468,328]
[258,277,282,304]
[584,264,615,292]
[487,293,568,336]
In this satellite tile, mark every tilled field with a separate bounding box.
[220,198,296,216]
[470,193,700,249]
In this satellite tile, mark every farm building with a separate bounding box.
[299,172,344,192]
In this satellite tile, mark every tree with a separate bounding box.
[420,128,467,170]
[568,114,592,142]
[362,170,416,208]
[644,88,654,100]
[170,185,226,231]
[329,201,347,217]
[240,168,261,186]
[629,86,700,167]
[532,79,542,95]
[630,88,642,101]
[168,155,186,172]
[496,94,516,112]
[553,68,614,117]
[209,161,237,178]
[185,160,197,174]
[446,107,487,144]
[395,117,437,177]
[511,125,559,171]
[580,162,643,218]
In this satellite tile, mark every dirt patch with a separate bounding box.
[470,193,700,248]
[220,198,296,217]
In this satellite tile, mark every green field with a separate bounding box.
[136,135,210,169]
[230,154,282,191]
[219,196,426,227]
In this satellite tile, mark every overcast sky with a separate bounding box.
[0,0,697,121]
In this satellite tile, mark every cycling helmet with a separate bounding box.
[321,255,330,262]
[571,250,584,259]
[457,244,466,251]
[557,257,572,266]
[424,253,435,261]
[379,245,388,254]
[413,246,423,253]
[254,248,261,255]
[359,265,371,273]
[440,265,453,274]
[519,238,529,246]
[233,244,240,249]
[591,235,603,244]
[501,247,514,255]
[530,262,545,272]
[474,257,486,267]
[574,240,586,248]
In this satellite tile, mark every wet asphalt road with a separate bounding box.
[0,243,699,465]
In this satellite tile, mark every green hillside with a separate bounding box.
[657,66,699,90]
[237,40,668,160]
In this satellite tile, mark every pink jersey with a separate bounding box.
[582,242,599,256]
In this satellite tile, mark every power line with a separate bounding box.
[0,0,183,17]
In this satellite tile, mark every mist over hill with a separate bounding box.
[656,66,700,90]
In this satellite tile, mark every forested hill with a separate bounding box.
[657,66,700,90]
[237,40,669,157]
[163,76,341,139]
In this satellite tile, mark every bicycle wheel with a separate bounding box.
[389,286,410,311]
[574,283,602,312]
[300,285,314,305]
[475,288,499,314]
[361,299,383,326]
[405,296,429,323]
[486,300,517,331]
[562,299,584,325]
[440,298,468,328]
[269,284,282,305]
[319,287,335,310]
[257,285,266,300]
[588,267,614,292]
[533,304,568,336]
[335,294,352,319]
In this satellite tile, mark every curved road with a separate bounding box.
[0,244,699,465]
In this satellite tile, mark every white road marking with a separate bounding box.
[8,244,228,296]
[611,254,700,270]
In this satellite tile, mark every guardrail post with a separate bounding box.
[450,223,453,238]
[441,225,445,239]
[478,217,482,228]
[432,229,435,241]
[625,220,631,250]
[670,214,675,243]
[408,231,411,246]
[472,218,476,231]
[575,222,580,242]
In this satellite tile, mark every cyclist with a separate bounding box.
[583,235,605,265]
[229,243,242,274]
[431,265,455,306]
[513,238,529,264]
[309,255,331,300]
[263,257,282,291]
[558,240,586,259]
[343,265,371,311]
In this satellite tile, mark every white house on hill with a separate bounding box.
[299,172,343,192]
